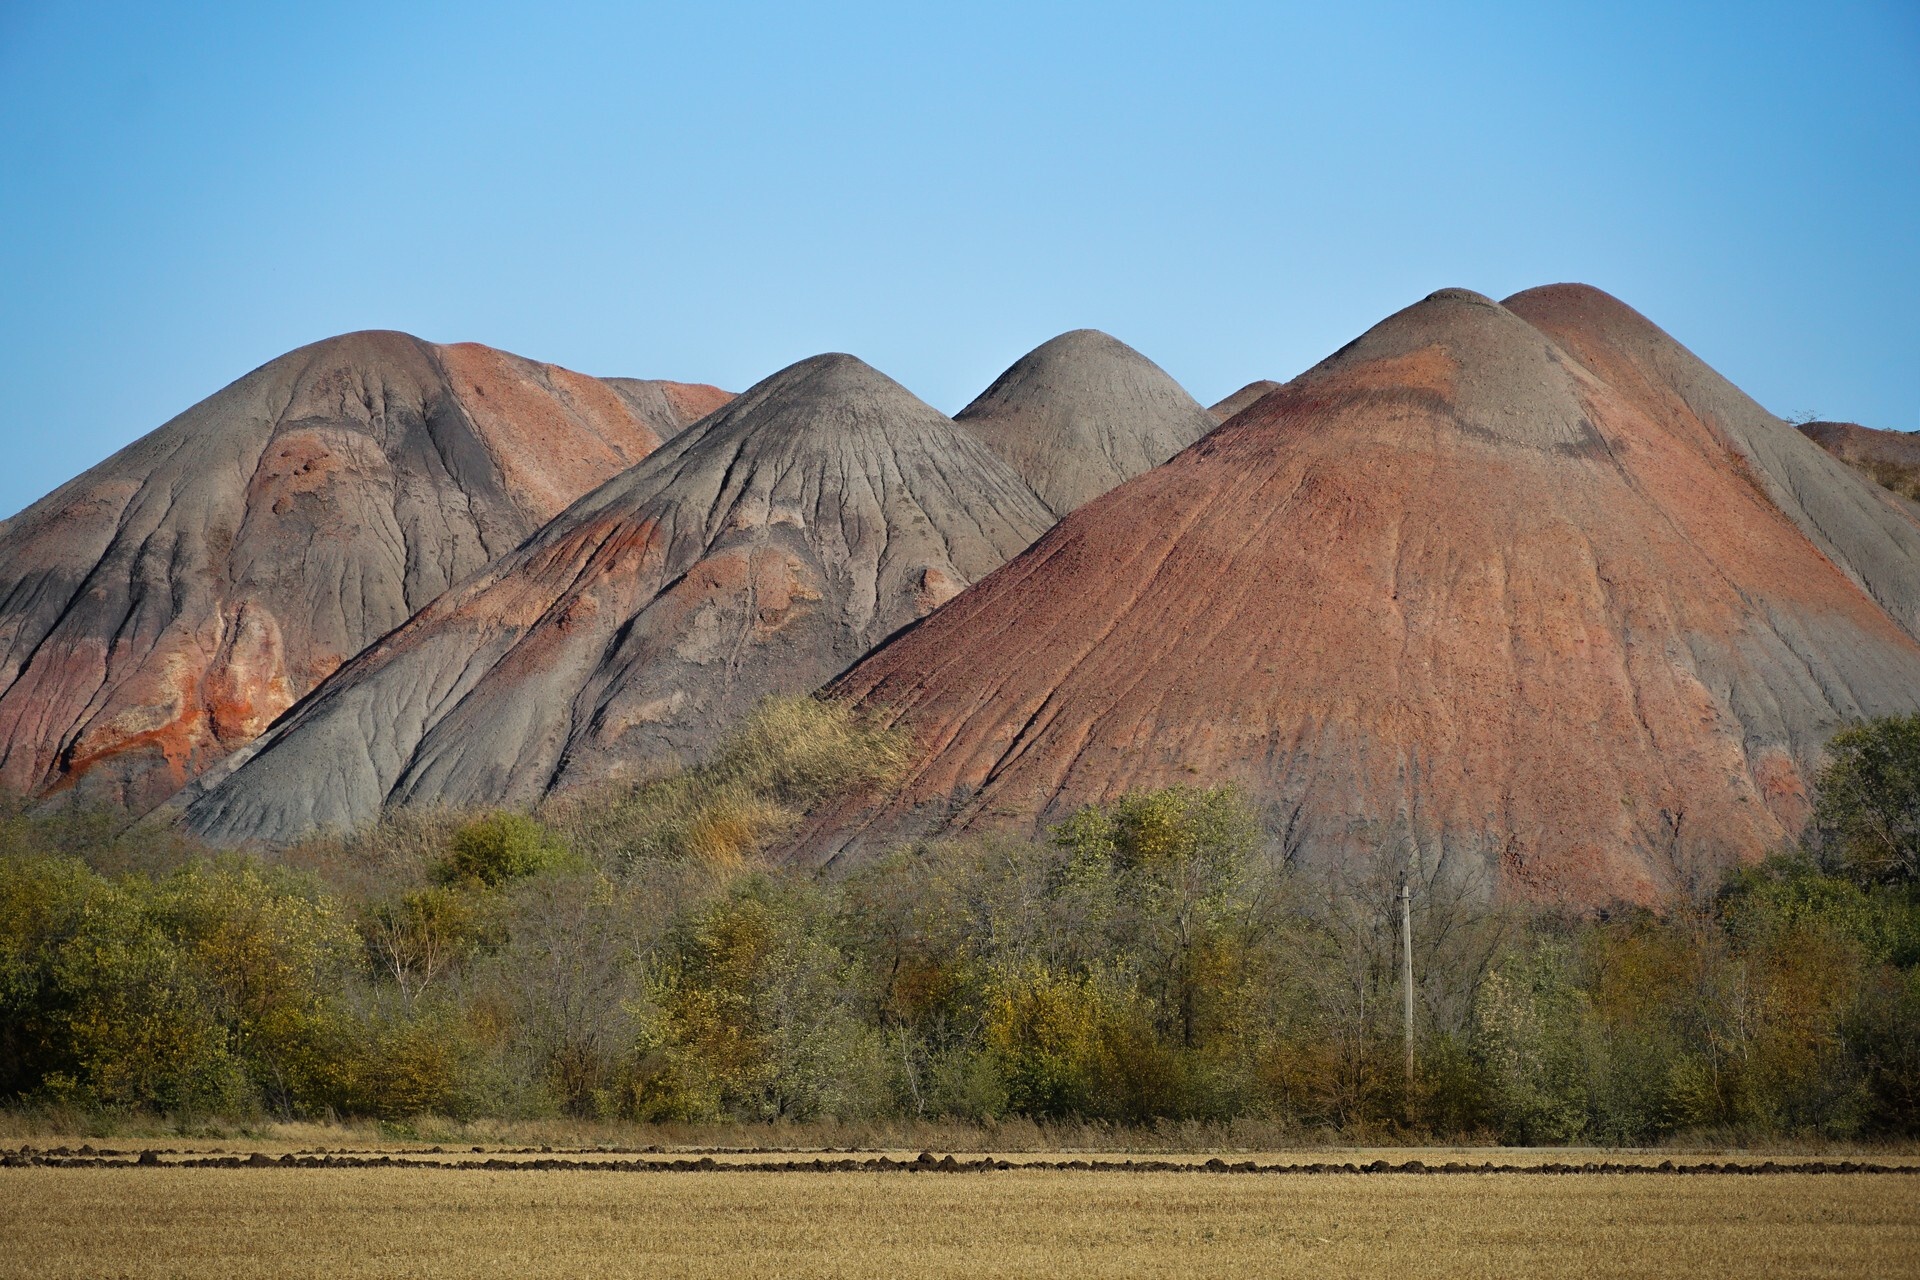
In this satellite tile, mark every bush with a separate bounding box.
[0,856,352,1115]
[341,1006,485,1119]
[435,813,572,888]
[1471,944,1594,1143]
[544,697,908,867]
[982,964,1180,1121]
[1849,967,1920,1132]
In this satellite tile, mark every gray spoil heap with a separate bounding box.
[0,330,715,812]
[954,329,1217,517]
[1208,380,1284,422]
[176,352,1056,847]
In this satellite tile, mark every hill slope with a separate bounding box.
[1795,420,1920,504]
[179,354,1056,846]
[0,332,725,810]
[954,330,1216,516]
[1502,286,1920,644]
[810,287,1920,906]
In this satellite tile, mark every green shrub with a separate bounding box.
[1471,943,1594,1143]
[434,813,572,888]
[1848,967,1920,1132]
[0,855,351,1115]
[342,1007,485,1120]
[981,964,1181,1121]
[624,878,888,1122]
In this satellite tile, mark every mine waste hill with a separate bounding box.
[1797,420,1920,504]
[5,290,1916,910]
[175,354,1055,846]
[810,286,1920,906]
[954,330,1217,516]
[0,331,727,811]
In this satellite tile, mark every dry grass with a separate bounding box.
[1,1168,1915,1279]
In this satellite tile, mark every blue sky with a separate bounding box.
[1,1,1915,519]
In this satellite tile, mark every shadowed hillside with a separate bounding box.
[1797,420,1920,504]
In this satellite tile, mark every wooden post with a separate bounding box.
[1400,873,1415,1086]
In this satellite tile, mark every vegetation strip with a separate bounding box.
[3,1148,1913,1175]
[6,720,1919,1145]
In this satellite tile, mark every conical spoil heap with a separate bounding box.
[955,329,1217,516]
[811,287,1920,906]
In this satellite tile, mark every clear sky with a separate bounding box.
[1,1,1915,519]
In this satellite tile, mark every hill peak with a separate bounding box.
[956,329,1215,515]
[1294,286,1599,452]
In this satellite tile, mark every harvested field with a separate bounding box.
[2,1166,1914,1279]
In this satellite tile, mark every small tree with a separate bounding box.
[1810,715,1920,887]
[1051,785,1259,1050]
[1472,943,1595,1143]
[363,886,484,1007]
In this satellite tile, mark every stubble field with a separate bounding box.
[3,1162,1917,1279]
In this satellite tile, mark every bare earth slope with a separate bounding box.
[1795,420,1920,504]
[0,331,725,810]
[179,354,1056,846]
[954,330,1217,516]
[812,287,1920,906]
[1502,286,1920,644]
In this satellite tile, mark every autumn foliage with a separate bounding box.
[2,704,1917,1142]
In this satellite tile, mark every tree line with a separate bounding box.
[1,701,1916,1141]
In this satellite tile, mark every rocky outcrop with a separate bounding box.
[954,330,1216,516]
[0,331,725,809]
[808,287,1920,907]
[179,354,1055,846]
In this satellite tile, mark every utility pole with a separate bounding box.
[1399,871,1415,1086]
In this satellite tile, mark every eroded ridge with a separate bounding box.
[0,331,726,811]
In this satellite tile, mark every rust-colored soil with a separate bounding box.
[815,288,1920,906]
